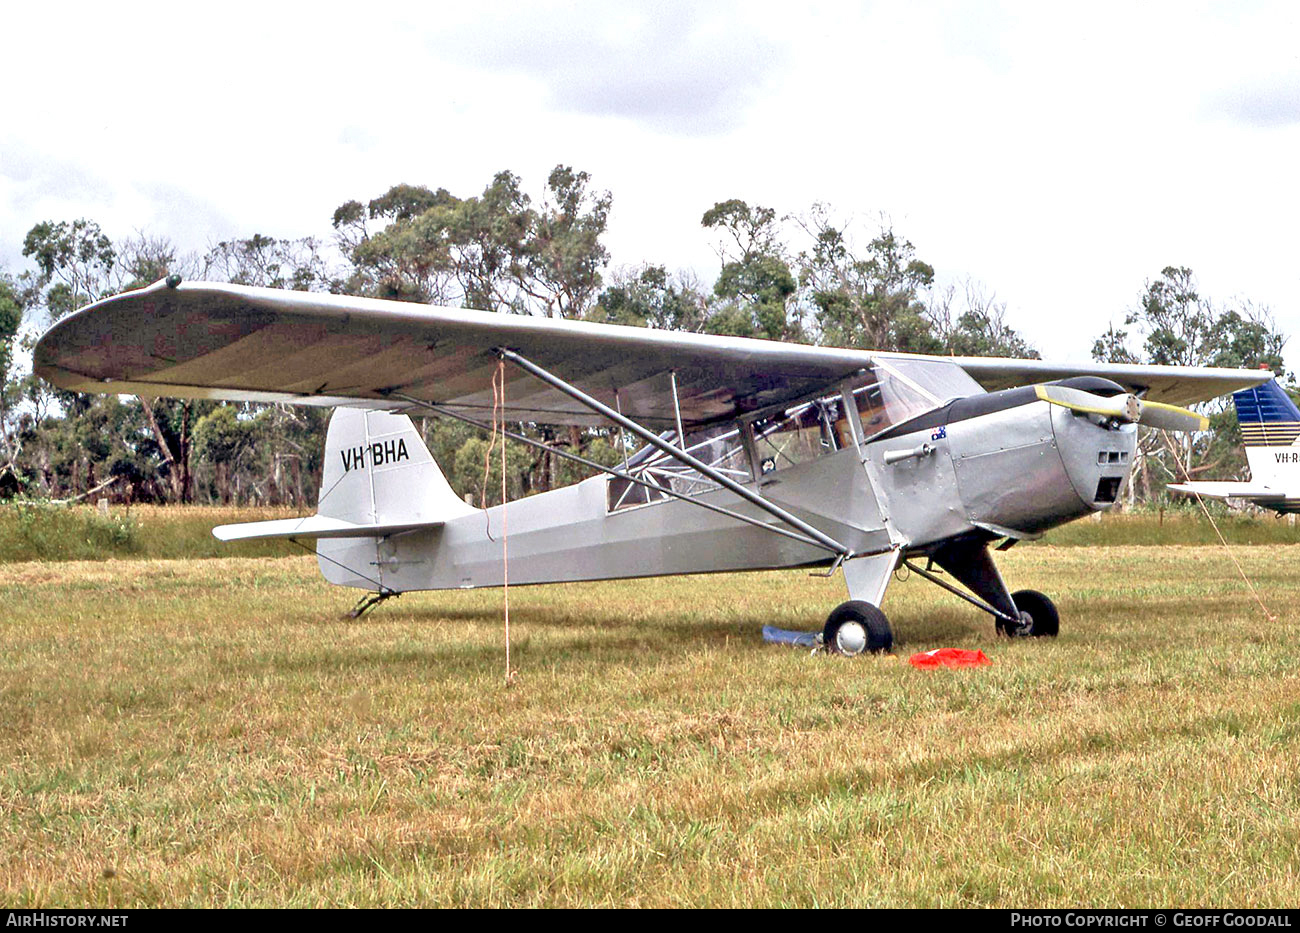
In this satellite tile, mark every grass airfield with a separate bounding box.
[3,517,1300,906]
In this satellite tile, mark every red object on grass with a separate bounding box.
[908,648,992,669]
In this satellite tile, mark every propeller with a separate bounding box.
[1131,399,1211,433]
[1033,384,1209,433]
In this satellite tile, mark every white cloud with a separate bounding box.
[0,0,1296,371]
[422,1,790,135]
[1208,73,1300,127]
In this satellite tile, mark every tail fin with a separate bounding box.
[317,407,476,526]
[1233,380,1300,488]
[213,408,476,545]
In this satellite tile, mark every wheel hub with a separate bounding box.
[834,621,868,656]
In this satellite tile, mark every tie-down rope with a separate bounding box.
[1161,430,1276,624]
[485,359,516,686]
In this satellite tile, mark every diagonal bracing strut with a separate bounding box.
[496,348,854,559]
[901,559,1020,624]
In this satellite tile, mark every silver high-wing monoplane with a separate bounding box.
[34,279,1271,653]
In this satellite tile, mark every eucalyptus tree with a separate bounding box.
[794,208,937,352]
[333,165,612,319]
[1091,265,1289,502]
[926,279,1040,359]
[700,199,801,341]
[588,264,709,332]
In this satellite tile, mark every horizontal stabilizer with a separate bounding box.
[1167,482,1286,501]
[213,514,445,542]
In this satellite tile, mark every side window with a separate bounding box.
[607,424,753,512]
[853,382,891,435]
[752,399,843,476]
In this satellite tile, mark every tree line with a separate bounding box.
[0,165,1292,509]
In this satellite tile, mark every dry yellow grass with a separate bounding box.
[2,546,1299,906]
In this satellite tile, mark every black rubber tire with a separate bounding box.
[823,600,893,655]
[997,589,1060,637]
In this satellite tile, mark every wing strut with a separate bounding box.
[496,349,854,558]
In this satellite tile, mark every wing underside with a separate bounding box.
[34,280,1272,428]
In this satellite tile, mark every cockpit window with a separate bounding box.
[751,397,844,475]
[606,358,985,511]
[607,423,751,511]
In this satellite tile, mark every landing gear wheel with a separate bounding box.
[823,600,893,656]
[997,589,1059,637]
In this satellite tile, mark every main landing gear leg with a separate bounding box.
[348,588,399,619]
[823,551,899,656]
[927,537,1059,638]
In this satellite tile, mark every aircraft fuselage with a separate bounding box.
[318,394,1136,594]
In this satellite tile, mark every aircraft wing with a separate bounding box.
[35,280,883,429]
[35,280,1271,429]
[887,354,1272,408]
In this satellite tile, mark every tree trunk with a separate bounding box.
[138,397,183,502]
[180,402,192,503]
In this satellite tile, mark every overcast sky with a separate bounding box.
[2,0,1297,369]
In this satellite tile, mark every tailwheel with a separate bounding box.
[823,600,893,656]
[997,589,1059,638]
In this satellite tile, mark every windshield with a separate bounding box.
[874,358,985,405]
[852,363,941,437]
